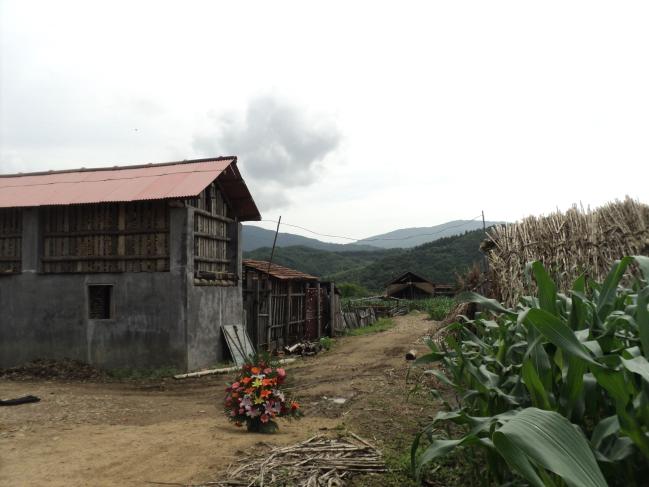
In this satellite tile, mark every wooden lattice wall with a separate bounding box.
[41,201,170,273]
[187,182,236,282]
[0,208,22,274]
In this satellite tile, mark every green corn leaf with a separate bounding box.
[522,359,553,410]
[493,408,607,487]
[492,432,546,487]
[597,257,633,320]
[413,435,489,479]
[621,356,649,385]
[633,255,649,282]
[562,355,587,420]
[530,261,558,316]
[591,415,619,450]
[591,366,632,406]
[457,291,516,316]
[525,308,599,366]
[636,286,649,359]
[569,275,587,330]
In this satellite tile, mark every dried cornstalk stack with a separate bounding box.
[485,197,649,307]
[209,434,387,487]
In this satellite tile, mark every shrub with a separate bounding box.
[337,282,370,298]
[412,256,649,486]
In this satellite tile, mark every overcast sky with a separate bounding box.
[1,1,648,243]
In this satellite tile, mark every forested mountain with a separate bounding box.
[243,228,489,291]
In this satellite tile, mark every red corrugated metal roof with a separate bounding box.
[243,259,319,281]
[0,157,261,221]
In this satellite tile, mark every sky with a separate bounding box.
[1,1,648,243]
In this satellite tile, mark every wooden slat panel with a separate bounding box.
[0,208,22,274]
[41,201,169,273]
[190,183,235,282]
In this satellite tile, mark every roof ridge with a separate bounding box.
[0,156,236,178]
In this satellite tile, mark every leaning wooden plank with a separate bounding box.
[173,358,297,379]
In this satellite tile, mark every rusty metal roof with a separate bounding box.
[243,259,319,281]
[0,156,261,221]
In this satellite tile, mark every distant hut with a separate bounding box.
[385,271,454,299]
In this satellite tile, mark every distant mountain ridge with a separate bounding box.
[355,220,503,249]
[241,225,379,252]
[242,219,503,252]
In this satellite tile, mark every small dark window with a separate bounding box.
[88,285,113,319]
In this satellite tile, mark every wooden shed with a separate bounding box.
[385,271,454,299]
[242,260,337,352]
[0,156,260,371]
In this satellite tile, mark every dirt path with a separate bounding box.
[0,313,434,486]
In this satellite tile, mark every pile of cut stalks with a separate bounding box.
[206,433,387,487]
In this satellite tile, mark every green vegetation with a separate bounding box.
[406,297,457,320]
[319,336,333,351]
[328,229,487,291]
[244,228,489,291]
[244,245,399,278]
[337,282,370,298]
[413,256,649,486]
[107,365,181,380]
[346,317,395,336]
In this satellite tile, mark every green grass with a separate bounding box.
[345,317,395,336]
[319,336,334,350]
[106,365,181,380]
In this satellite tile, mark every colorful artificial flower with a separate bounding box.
[223,358,302,433]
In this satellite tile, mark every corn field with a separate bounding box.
[412,256,649,486]
[485,197,649,307]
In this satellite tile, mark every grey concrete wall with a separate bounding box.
[185,215,244,370]
[0,205,244,372]
[0,206,189,370]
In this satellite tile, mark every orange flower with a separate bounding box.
[261,378,273,386]
[242,377,252,384]
[290,401,300,410]
[245,387,254,394]
[251,367,261,375]
[260,389,271,398]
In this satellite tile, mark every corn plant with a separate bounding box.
[412,256,649,486]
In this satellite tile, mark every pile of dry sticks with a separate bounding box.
[209,433,386,487]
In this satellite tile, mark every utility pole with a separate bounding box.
[267,216,281,275]
[481,210,488,273]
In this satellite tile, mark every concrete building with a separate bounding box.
[0,157,260,371]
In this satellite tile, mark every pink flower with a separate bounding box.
[232,382,240,389]
[277,368,286,377]
[263,368,272,374]
[260,414,269,423]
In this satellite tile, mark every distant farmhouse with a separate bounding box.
[0,157,260,371]
[385,271,454,300]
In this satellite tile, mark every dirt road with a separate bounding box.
[0,313,433,486]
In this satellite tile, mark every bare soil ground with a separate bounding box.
[0,312,436,486]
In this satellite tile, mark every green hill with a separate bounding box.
[244,228,488,291]
[243,246,400,278]
[326,228,487,290]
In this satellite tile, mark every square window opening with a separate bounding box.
[88,285,113,319]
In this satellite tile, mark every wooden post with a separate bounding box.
[316,281,322,339]
[254,278,261,350]
[285,281,292,345]
[329,282,336,337]
[266,279,273,352]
